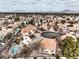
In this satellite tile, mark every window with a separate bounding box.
[43,57,46,59]
[21,42,24,44]
[51,50,54,52]
[1,36,2,39]
[34,57,37,59]
[51,54,55,56]
[25,38,27,39]
[29,35,36,39]
[45,50,48,53]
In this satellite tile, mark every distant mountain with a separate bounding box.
[62,9,74,12]
[61,9,79,13]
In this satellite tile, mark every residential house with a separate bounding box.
[61,33,77,41]
[20,25,36,46]
[0,27,12,41]
[39,38,57,56]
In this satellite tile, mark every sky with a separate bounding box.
[0,0,79,12]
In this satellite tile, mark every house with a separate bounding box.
[0,28,13,41]
[20,25,36,46]
[0,21,4,26]
[67,25,75,31]
[49,27,55,32]
[20,36,32,46]
[21,25,36,35]
[39,38,57,55]
[74,23,79,31]
[41,23,48,30]
[9,43,22,56]
[57,23,68,33]
[20,25,43,49]
[0,42,5,49]
[61,33,77,41]
[21,27,32,35]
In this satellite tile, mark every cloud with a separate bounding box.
[0,0,79,12]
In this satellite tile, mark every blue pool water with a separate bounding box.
[10,44,22,55]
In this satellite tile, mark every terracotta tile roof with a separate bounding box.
[40,38,56,49]
[21,25,36,34]
[21,27,31,34]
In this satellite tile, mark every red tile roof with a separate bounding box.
[40,38,56,49]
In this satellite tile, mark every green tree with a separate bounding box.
[60,36,79,58]
[8,17,12,19]
[29,19,35,25]
[21,22,25,28]
[76,37,79,46]
[14,16,20,21]
[68,21,74,25]
[61,20,66,24]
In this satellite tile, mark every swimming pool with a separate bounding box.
[41,31,60,38]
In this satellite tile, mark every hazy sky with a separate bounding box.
[0,0,79,12]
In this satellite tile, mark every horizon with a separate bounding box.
[0,0,79,12]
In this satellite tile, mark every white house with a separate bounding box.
[61,33,77,41]
[20,35,32,46]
